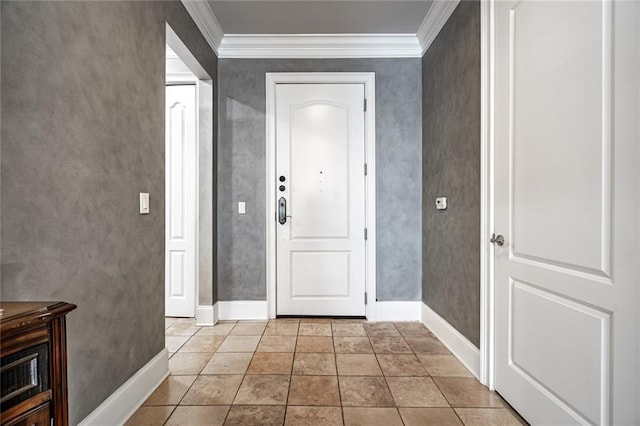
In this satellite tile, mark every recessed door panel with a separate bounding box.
[169,102,187,240]
[510,1,610,275]
[509,280,609,424]
[290,103,350,240]
[170,251,187,298]
[290,251,350,298]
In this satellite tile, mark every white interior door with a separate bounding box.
[165,84,197,317]
[494,1,639,424]
[276,83,366,316]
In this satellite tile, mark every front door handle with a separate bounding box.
[278,197,287,224]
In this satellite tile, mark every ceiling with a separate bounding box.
[208,1,434,35]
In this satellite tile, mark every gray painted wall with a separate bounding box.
[422,1,481,347]
[218,59,422,302]
[0,1,217,422]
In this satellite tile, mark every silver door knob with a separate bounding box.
[490,234,505,246]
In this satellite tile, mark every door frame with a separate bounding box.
[265,72,377,320]
[480,0,494,389]
[165,24,214,319]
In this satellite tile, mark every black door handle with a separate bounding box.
[278,197,287,224]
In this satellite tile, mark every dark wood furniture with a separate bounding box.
[0,302,76,426]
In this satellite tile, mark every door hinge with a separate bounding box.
[364,163,368,176]
[364,228,368,240]
[364,292,368,305]
[364,98,367,112]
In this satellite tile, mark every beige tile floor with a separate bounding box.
[126,318,527,425]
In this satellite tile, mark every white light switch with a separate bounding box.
[436,197,447,210]
[140,193,150,214]
[238,202,246,214]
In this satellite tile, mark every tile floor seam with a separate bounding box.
[331,334,347,425]
[282,348,294,415]
[282,329,299,417]
[175,372,198,407]
[160,405,178,426]
[375,324,402,411]
[431,374,460,414]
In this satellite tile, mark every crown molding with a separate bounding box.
[166,46,179,59]
[217,34,422,58]
[417,0,461,55]
[180,0,455,58]
[180,0,224,54]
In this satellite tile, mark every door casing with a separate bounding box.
[479,0,494,390]
[265,73,377,320]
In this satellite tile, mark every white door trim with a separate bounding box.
[479,0,495,390]
[265,72,377,320]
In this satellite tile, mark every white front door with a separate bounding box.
[165,84,197,317]
[493,1,639,424]
[276,83,366,316]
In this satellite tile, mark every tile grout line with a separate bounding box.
[378,324,401,412]
[224,322,263,424]
[282,320,299,422]
[173,322,233,423]
[430,373,467,425]
[161,319,206,425]
[329,329,346,425]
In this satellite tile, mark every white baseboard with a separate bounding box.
[374,301,422,321]
[421,303,481,379]
[218,300,268,320]
[196,304,218,326]
[79,348,169,426]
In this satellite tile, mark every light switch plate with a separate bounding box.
[436,197,447,210]
[140,193,150,214]
[238,202,246,214]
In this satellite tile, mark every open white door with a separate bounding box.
[275,83,366,317]
[493,1,639,424]
[165,84,197,317]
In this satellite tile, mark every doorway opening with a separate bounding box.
[164,24,213,321]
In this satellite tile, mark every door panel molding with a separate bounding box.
[507,1,614,279]
[265,72,376,320]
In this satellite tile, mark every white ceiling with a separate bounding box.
[208,1,434,34]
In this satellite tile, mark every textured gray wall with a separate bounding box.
[0,1,217,422]
[422,1,481,347]
[218,59,422,301]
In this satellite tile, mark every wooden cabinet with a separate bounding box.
[0,302,76,426]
